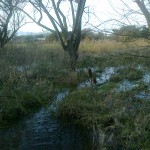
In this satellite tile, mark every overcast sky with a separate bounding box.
[18,0,145,34]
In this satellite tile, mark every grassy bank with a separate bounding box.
[0,42,69,123]
[57,39,150,149]
[0,39,150,148]
[0,41,87,123]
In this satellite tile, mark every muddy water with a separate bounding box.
[0,90,95,150]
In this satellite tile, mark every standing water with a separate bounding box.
[78,67,118,88]
[0,90,96,150]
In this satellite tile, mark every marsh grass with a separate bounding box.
[79,39,149,54]
[0,41,87,123]
[0,63,55,122]
[109,67,144,82]
[57,87,150,148]
[0,42,70,123]
[57,39,150,149]
[0,39,150,148]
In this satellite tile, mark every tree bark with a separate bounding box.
[0,38,5,49]
[65,24,81,70]
[64,36,79,70]
[67,42,79,70]
[135,0,150,31]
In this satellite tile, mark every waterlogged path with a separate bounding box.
[0,90,94,150]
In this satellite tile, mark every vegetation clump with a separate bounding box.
[57,87,150,149]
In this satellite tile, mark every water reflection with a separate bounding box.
[50,89,69,112]
[0,91,94,150]
[143,72,150,84]
[78,67,118,88]
[135,91,150,100]
[116,80,138,92]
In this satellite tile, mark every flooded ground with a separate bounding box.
[0,65,149,150]
[135,91,150,100]
[78,66,150,100]
[143,72,150,84]
[0,90,95,150]
[50,89,69,112]
[116,80,138,92]
[78,67,118,88]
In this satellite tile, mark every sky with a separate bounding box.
[18,0,145,34]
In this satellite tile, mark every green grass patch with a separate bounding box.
[57,87,150,148]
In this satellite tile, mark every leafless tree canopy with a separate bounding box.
[134,0,150,31]
[21,0,86,70]
[0,0,25,48]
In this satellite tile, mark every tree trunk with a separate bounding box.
[66,40,79,71]
[66,30,81,70]
[135,0,150,32]
[69,47,78,71]
[0,41,5,49]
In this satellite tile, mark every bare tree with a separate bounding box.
[102,0,150,40]
[0,0,26,48]
[134,0,150,31]
[20,0,86,70]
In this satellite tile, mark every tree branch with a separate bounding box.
[57,0,68,31]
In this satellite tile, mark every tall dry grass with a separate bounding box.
[79,39,150,53]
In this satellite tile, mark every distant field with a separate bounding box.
[80,39,150,52]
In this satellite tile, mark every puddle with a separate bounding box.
[135,91,150,100]
[16,66,30,72]
[97,67,118,82]
[78,67,118,88]
[16,63,37,72]
[143,72,150,84]
[16,66,25,72]
[115,80,138,92]
[76,67,99,74]
[78,66,150,101]
[136,64,143,70]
